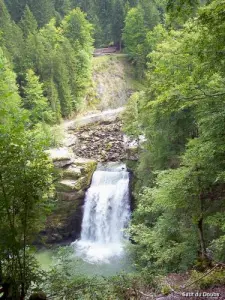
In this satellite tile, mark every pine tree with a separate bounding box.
[61,8,93,53]
[53,47,73,118]
[4,0,27,22]
[55,0,71,16]
[19,5,38,38]
[28,0,56,27]
[139,0,160,30]
[44,78,62,123]
[0,0,23,63]
[23,69,52,125]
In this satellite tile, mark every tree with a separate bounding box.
[0,0,23,64]
[53,46,73,118]
[23,69,53,125]
[122,92,143,139]
[0,49,53,299]
[28,0,56,27]
[139,0,160,30]
[4,0,27,22]
[61,8,93,53]
[19,5,38,38]
[44,79,61,123]
[122,6,146,59]
[128,0,225,274]
[54,0,71,16]
[166,0,201,27]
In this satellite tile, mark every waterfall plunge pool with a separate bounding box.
[37,162,134,276]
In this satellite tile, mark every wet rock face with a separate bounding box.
[39,149,97,245]
[72,120,127,162]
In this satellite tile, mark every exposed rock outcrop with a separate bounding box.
[87,55,136,110]
[40,148,97,245]
[69,119,141,162]
[71,120,126,162]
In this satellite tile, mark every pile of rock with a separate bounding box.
[72,120,126,162]
[39,148,97,244]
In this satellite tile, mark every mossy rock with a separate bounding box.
[62,166,82,180]
[82,160,97,184]
[74,177,91,191]
[56,180,80,192]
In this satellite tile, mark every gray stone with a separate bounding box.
[62,166,82,179]
[45,147,74,161]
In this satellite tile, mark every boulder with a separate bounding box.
[54,159,72,168]
[62,166,82,180]
[46,147,74,162]
[57,180,80,192]
[46,147,74,167]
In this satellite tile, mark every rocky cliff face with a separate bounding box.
[39,148,97,245]
[86,55,137,110]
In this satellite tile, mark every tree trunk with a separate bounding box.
[197,217,206,260]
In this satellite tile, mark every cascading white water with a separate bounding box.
[72,163,130,264]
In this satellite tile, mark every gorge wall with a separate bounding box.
[39,149,97,244]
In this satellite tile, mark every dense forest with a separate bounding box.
[123,0,225,274]
[0,0,225,299]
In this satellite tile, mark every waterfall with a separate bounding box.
[72,163,130,264]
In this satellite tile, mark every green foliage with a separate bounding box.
[19,5,38,38]
[123,2,163,77]
[124,0,225,276]
[62,8,93,53]
[28,0,56,28]
[0,0,23,63]
[122,92,143,139]
[190,268,225,289]
[0,3,93,121]
[23,69,53,125]
[0,49,54,299]
[166,0,201,27]
[123,7,146,59]
[111,0,125,45]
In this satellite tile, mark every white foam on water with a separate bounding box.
[72,164,130,264]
